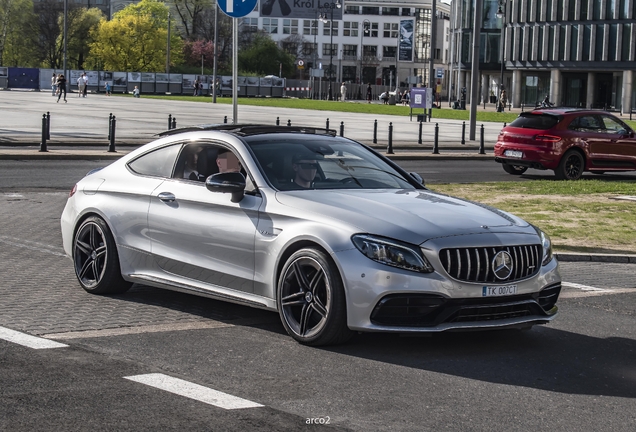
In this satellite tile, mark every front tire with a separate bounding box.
[555,150,585,180]
[502,164,528,175]
[73,216,132,295]
[277,248,352,346]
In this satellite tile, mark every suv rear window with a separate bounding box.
[508,113,561,130]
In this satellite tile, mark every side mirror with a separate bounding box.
[409,172,425,186]
[205,172,246,202]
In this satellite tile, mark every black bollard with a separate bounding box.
[387,122,394,154]
[276,117,280,126]
[168,114,172,130]
[46,112,51,140]
[339,121,344,137]
[287,119,291,127]
[418,120,423,144]
[171,117,177,129]
[326,118,329,129]
[108,116,116,152]
[433,123,439,154]
[461,121,466,145]
[428,109,432,122]
[373,119,377,144]
[223,115,227,124]
[503,122,507,128]
[108,113,113,140]
[479,124,485,154]
[39,114,48,152]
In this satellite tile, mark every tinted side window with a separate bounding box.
[509,113,560,129]
[600,116,629,134]
[128,144,182,177]
[568,115,602,132]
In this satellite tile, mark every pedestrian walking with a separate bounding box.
[77,74,85,97]
[499,90,507,112]
[56,74,67,103]
[340,82,346,102]
[193,78,200,96]
[366,83,372,104]
[51,73,57,96]
[132,86,140,98]
[82,73,88,97]
[104,81,111,96]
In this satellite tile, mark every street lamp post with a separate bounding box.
[319,0,341,101]
[496,1,506,112]
[359,19,370,91]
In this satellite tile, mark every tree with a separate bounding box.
[182,39,215,69]
[238,32,294,77]
[63,7,103,70]
[89,0,182,72]
[0,0,38,66]
[169,0,213,40]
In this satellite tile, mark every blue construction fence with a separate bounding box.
[0,67,287,97]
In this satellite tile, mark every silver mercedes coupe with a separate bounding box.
[61,125,561,345]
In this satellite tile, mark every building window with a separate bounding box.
[282,41,299,56]
[606,0,617,19]
[370,22,379,37]
[343,22,358,37]
[549,26,556,60]
[282,19,298,35]
[570,25,578,61]
[243,17,258,31]
[582,25,591,61]
[383,46,397,58]
[382,7,399,16]
[546,0,553,21]
[619,0,629,19]
[594,25,604,60]
[580,0,589,19]
[323,43,337,56]
[621,24,632,60]
[362,6,380,15]
[263,18,278,34]
[538,27,544,60]
[568,0,576,20]
[401,8,412,16]
[363,45,377,57]
[343,44,357,56]
[345,5,359,14]
[383,22,398,38]
[302,43,317,57]
[342,66,357,82]
[558,25,566,61]
[609,24,618,60]
[593,0,602,20]
[323,21,339,36]
[303,20,318,36]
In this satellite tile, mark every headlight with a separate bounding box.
[351,234,433,273]
[534,227,553,265]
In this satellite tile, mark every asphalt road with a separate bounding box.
[1,161,636,431]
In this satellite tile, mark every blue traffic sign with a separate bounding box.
[219,0,258,18]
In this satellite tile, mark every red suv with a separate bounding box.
[494,109,636,180]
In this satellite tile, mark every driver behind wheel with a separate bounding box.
[291,153,320,189]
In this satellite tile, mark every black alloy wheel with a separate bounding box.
[278,248,352,346]
[555,150,585,180]
[73,216,131,294]
[502,164,528,175]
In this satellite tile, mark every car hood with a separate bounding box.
[275,189,535,245]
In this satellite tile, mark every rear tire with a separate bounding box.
[555,150,584,180]
[502,164,528,175]
[277,248,353,346]
[73,216,132,295]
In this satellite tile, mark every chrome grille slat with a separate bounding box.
[440,245,542,283]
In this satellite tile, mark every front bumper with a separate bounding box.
[333,246,561,333]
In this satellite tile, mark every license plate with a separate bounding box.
[504,150,523,158]
[482,285,517,297]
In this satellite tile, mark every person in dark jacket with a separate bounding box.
[56,74,67,103]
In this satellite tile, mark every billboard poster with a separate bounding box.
[259,0,343,19]
[399,19,414,62]
[410,88,431,109]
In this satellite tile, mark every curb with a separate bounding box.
[554,252,636,264]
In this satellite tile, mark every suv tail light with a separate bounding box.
[69,184,77,197]
[534,134,562,143]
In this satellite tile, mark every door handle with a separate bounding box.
[157,192,176,203]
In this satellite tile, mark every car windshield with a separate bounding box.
[245,135,416,191]
[509,113,561,130]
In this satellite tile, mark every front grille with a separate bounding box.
[439,245,542,283]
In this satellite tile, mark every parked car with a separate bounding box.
[61,125,561,346]
[494,108,636,180]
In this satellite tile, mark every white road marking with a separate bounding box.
[562,282,613,292]
[0,235,66,257]
[124,373,263,410]
[0,326,68,349]
[45,321,233,340]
